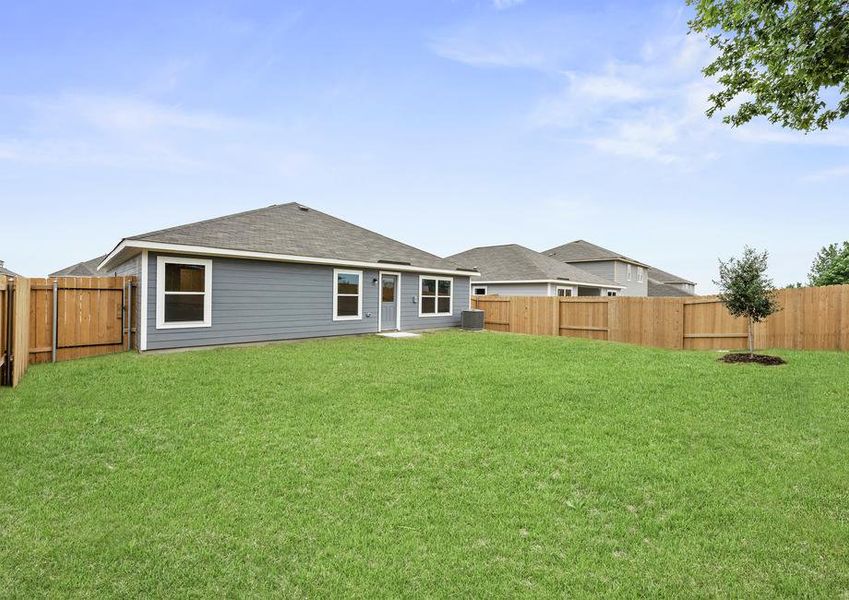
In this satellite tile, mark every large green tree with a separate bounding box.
[808,241,849,285]
[687,0,849,131]
[715,247,780,356]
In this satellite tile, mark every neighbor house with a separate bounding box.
[50,255,108,277]
[448,244,623,297]
[647,266,696,297]
[0,260,20,278]
[543,240,650,296]
[543,240,697,297]
[97,203,479,351]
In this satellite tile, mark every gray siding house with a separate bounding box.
[543,240,650,297]
[543,240,698,297]
[448,244,622,298]
[98,203,478,351]
[647,267,696,297]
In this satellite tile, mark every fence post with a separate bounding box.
[126,279,132,351]
[552,297,560,337]
[51,280,58,363]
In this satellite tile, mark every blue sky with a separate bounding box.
[2,0,847,290]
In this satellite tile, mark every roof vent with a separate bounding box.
[297,205,309,212]
[378,259,411,266]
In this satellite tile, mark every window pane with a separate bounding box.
[337,273,360,295]
[164,294,205,322]
[421,278,436,295]
[438,279,451,296]
[337,295,359,317]
[382,279,395,302]
[165,263,205,292]
[474,288,486,295]
[421,296,435,314]
[437,297,450,313]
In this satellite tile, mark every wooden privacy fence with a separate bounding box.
[471,285,849,352]
[1,276,137,387]
[1,276,32,387]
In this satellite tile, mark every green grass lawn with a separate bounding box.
[1,331,848,597]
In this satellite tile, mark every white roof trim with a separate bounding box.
[98,239,480,277]
[474,279,625,289]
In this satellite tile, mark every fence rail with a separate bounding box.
[1,276,137,387]
[472,285,849,352]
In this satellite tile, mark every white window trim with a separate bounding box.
[377,271,402,332]
[627,264,632,281]
[419,275,453,317]
[638,267,644,283]
[140,250,148,350]
[555,286,573,297]
[155,256,213,330]
[472,285,488,296]
[333,268,363,321]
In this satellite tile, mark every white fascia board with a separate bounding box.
[474,279,626,289]
[99,239,480,277]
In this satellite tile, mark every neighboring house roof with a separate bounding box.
[543,240,650,268]
[647,279,693,297]
[447,244,622,288]
[0,261,20,277]
[647,266,695,286]
[50,255,108,277]
[100,203,477,275]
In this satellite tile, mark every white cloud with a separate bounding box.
[492,0,526,9]
[429,35,545,69]
[33,93,241,133]
[0,92,315,176]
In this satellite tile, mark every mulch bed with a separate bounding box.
[719,353,786,366]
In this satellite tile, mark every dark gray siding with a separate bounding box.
[145,253,470,350]
[399,272,470,331]
[111,255,142,350]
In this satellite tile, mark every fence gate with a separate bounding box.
[1,276,136,387]
[28,277,137,366]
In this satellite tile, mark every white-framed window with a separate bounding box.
[638,267,644,282]
[607,290,617,297]
[627,264,632,281]
[419,276,452,317]
[472,286,488,296]
[156,256,212,329]
[333,269,363,321]
[556,287,572,297]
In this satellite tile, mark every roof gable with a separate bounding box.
[543,240,649,267]
[109,203,466,273]
[50,255,108,277]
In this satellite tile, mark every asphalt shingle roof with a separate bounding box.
[646,266,695,286]
[0,262,20,277]
[50,255,108,277]
[447,244,618,287]
[126,203,468,272]
[647,279,694,297]
[543,240,649,267]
